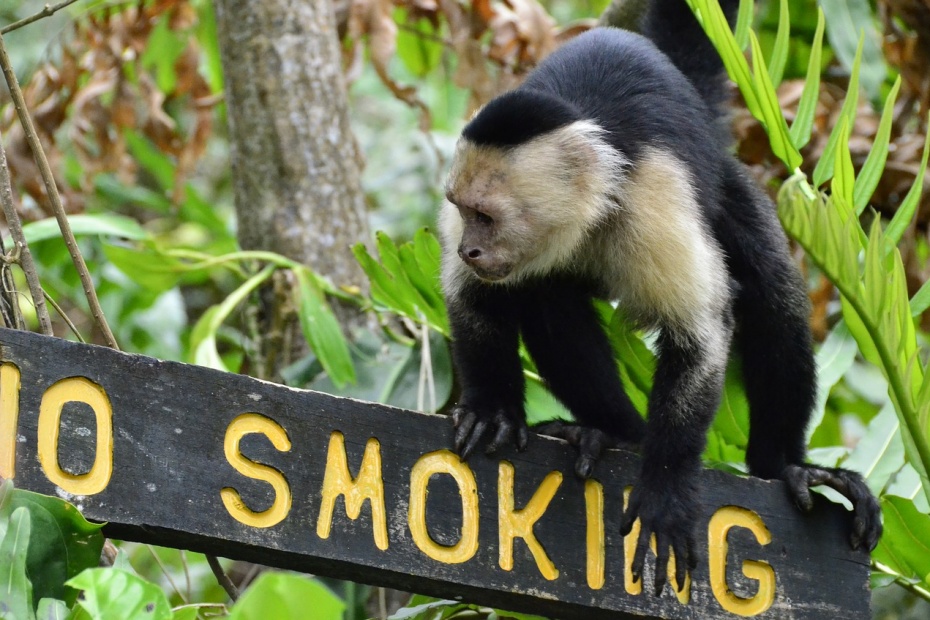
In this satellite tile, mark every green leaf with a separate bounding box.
[36,599,68,620]
[712,362,749,451]
[733,0,753,50]
[352,243,416,316]
[388,598,461,620]
[395,11,444,77]
[842,402,904,494]
[22,214,148,245]
[295,269,356,388]
[67,568,172,620]
[0,508,34,620]
[169,608,199,620]
[854,77,902,214]
[0,486,105,607]
[910,277,930,316]
[102,244,184,294]
[808,321,858,440]
[139,14,185,94]
[124,130,175,191]
[873,496,930,589]
[885,117,930,247]
[228,573,344,620]
[749,31,802,169]
[812,35,863,187]
[93,175,172,214]
[189,266,275,370]
[819,0,887,100]
[767,0,790,87]
[789,8,824,149]
[831,117,855,206]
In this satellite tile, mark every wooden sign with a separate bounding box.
[0,328,870,619]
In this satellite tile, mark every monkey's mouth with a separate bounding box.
[469,264,512,282]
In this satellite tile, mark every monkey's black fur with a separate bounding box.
[442,0,881,596]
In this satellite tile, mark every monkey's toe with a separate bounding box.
[451,405,527,460]
[783,464,882,551]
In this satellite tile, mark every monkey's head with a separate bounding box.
[440,90,627,285]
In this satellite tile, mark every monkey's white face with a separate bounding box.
[440,121,627,285]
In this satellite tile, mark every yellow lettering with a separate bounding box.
[317,431,388,550]
[220,413,292,528]
[408,450,479,564]
[37,377,113,495]
[498,461,561,580]
[0,363,20,479]
[622,488,691,603]
[708,506,775,617]
[585,479,605,590]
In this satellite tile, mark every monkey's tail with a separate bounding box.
[641,0,739,120]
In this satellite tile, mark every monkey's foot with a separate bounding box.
[452,404,528,460]
[534,420,634,479]
[783,464,882,551]
[620,477,698,596]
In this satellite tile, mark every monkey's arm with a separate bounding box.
[447,281,528,458]
[620,322,731,595]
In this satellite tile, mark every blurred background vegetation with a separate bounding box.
[2,0,930,618]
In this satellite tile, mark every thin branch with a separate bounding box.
[44,292,84,342]
[0,140,52,335]
[206,554,239,602]
[145,544,189,605]
[0,30,118,348]
[1,0,83,34]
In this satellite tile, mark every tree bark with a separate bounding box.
[213,0,370,374]
[214,0,368,290]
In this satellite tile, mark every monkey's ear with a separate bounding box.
[558,121,628,197]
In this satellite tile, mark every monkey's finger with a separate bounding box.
[453,411,476,451]
[515,423,529,452]
[631,525,651,584]
[485,417,514,455]
[784,465,814,512]
[619,497,640,536]
[654,533,670,597]
[674,542,689,593]
[575,455,596,480]
[451,406,466,428]
[460,419,489,460]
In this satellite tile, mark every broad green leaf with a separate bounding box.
[139,14,185,93]
[375,232,445,329]
[67,568,172,620]
[103,244,184,294]
[36,599,68,620]
[873,496,930,588]
[295,269,356,388]
[885,464,929,512]
[807,321,858,440]
[94,175,172,214]
[0,486,105,607]
[712,363,749,450]
[0,508,34,620]
[525,380,573,425]
[388,598,460,620]
[831,117,855,206]
[228,573,344,620]
[397,243,447,332]
[395,11,444,77]
[819,0,887,100]
[767,0,790,87]
[885,118,930,247]
[23,215,148,245]
[749,31,802,169]
[353,243,417,317]
[842,402,903,494]
[607,308,655,397]
[812,36,863,187]
[789,8,824,149]
[170,608,199,620]
[194,0,224,94]
[855,77,902,213]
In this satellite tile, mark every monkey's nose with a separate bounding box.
[458,246,483,264]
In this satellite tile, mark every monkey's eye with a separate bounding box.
[475,211,493,226]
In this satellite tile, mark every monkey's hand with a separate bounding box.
[620,477,699,596]
[783,464,882,551]
[534,420,633,479]
[452,403,529,460]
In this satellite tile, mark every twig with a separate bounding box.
[206,554,239,602]
[43,292,85,342]
[1,0,83,34]
[145,544,189,605]
[0,30,118,349]
[0,140,52,335]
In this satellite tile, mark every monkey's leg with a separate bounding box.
[620,318,732,596]
[519,286,646,478]
[717,162,882,550]
[447,281,528,459]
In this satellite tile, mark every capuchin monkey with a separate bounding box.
[438,0,882,596]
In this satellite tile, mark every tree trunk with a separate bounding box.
[213,0,369,375]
